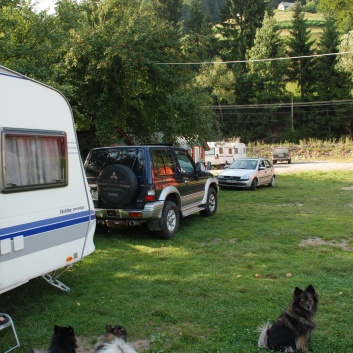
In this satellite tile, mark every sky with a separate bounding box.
[32,0,56,13]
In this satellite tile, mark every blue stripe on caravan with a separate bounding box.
[0,210,94,240]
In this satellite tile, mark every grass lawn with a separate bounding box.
[2,168,353,352]
[274,10,325,42]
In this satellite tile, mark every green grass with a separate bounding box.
[2,168,353,352]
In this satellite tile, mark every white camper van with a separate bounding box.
[0,66,96,294]
[205,141,246,168]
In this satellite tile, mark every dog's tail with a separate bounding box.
[257,322,271,349]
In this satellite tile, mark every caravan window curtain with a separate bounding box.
[2,130,68,192]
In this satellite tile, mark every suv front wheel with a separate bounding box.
[200,187,217,217]
[155,201,180,239]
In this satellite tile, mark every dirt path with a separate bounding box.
[272,160,353,174]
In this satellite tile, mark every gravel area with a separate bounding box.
[272,161,353,174]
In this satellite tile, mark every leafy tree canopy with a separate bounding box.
[55,0,219,146]
[317,0,353,32]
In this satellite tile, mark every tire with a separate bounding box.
[200,187,218,217]
[97,164,138,206]
[250,178,258,191]
[269,176,275,187]
[155,201,180,239]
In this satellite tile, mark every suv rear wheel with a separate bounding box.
[155,201,180,240]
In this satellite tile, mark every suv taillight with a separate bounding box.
[145,189,156,202]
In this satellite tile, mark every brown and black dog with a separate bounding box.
[258,285,318,352]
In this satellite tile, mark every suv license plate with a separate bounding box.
[226,180,237,183]
[91,189,98,201]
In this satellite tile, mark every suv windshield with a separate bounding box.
[85,147,145,177]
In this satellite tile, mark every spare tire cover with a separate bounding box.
[97,164,138,206]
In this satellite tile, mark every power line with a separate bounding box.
[205,99,353,110]
[157,51,353,65]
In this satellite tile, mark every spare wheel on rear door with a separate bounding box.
[97,164,138,206]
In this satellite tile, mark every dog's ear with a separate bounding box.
[54,325,60,333]
[113,325,127,341]
[105,325,113,333]
[305,284,315,293]
[305,284,318,301]
[293,286,303,297]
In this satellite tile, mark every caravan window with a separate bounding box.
[1,129,67,192]
[205,148,215,156]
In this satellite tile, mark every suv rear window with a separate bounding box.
[273,148,289,153]
[85,147,145,177]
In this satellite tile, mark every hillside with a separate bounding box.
[274,9,325,40]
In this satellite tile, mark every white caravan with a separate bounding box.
[0,66,96,294]
[205,141,246,168]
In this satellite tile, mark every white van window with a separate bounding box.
[2,130,67,192]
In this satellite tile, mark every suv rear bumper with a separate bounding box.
[95,201,164,226]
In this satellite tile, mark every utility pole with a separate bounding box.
[291,97,294,132]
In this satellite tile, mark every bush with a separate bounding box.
[303,1,317,13]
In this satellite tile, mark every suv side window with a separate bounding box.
[175,151,195,174]
[264,159,271,168]
[152,149,176,176]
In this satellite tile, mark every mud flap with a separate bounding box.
[147,220,162,231]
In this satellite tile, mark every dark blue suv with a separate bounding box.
[84,145,218,239]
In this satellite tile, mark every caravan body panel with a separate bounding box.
[0,66,95,294]
[205,142,246,168]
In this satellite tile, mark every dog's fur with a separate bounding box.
[258,285,318,352]
[94,325,137,353]
[30,325,77,353]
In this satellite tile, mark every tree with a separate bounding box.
[154,0,183,24]
[313,17,353,139]
[316,16,351,101]
[218,0,267,64]
[181,0,220,63]
[57,0,218,147]
[247,13,288,103]
[317,0,353,32]
[286,1,316,101]
[336,30,353,79]
[244,13,290,141]
[187,0,204,34]
[336,30,353,137]
[0,0,59,81]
